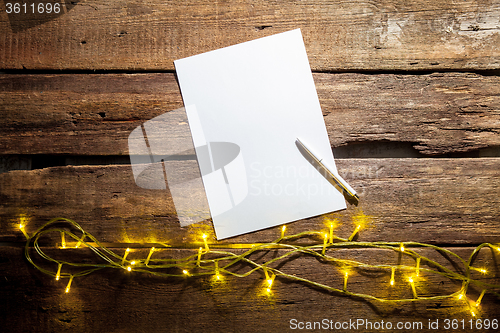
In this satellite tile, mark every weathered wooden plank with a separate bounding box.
[318,72,500,155]
[1,246,498,333]
[1,1,499,71]
[1,158,499,245]
[0,74,183,156]
[1,72,499,156]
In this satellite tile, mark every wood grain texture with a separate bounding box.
[1,158,499,245]
[1,72,499,156]
[318,72,500,155]
[1,1,499,71]
[1,246,499,333]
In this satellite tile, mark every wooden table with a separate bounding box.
[1,1,499,332]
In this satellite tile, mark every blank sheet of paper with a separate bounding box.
[174,29,346,239]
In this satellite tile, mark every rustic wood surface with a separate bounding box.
[1,158,499,245]
[1,72,499,156]
[1,1,500,331]
[1,0,500,71]
[1,246,499,333]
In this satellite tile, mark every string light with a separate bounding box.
[145,247,155,265]
[343,271,349,292]
[400,243,405,253]
[121,248,130,265]
[469,299,479,317]
[20,217,499,316]
[471,267,488,274]
[267,274,275,288]
[60,232,66,249]
[457,282,467,300]
[75,235,85,248]
[55,263,62,281]
[348,225,361,242]
[19,224,29,239]
[476,290,486,306]
[263,267,276,291]
[349,210,370,241]
[322,233,328,255]
[264,267,270,281]
[280,225,286,239]
[202,234,209,251]
[266,272,276,293]
[324,218,339,244]
[65,276,74,293]
[408,276,417,299]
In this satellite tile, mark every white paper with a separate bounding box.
[174,29,346,239]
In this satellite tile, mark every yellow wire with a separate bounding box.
[21,217,500,312]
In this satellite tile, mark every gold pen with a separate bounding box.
[296,138,359,201]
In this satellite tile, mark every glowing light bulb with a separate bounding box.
[281,225,286,238]
[130,261,136,265]
[408,277,417,299]
[121,248,130,265]
[322,233,328,255]
[476,290,486,306]
[458,293,463,300]
[183,269,189,276]
[60,232,66,249]
[202,234,209,251]
[75,235,85,248]
[19,224,29,239]
[343,271,349,291]
[348,225,361,241]
[145,247,155,265]
[400,243,405,252]
[266,273,275,289]
[55,263,62,281]
[65,276,74,293]
[471,267,488,274]
[327,226,332,243]
[126,266,132,272]
[389,267,395,286]
[471,310,476,317]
